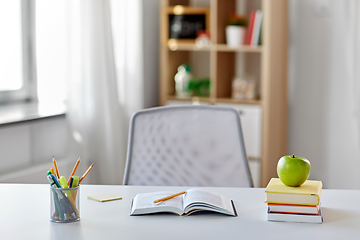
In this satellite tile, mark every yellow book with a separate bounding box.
[265,178,322,206]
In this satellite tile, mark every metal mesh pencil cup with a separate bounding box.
[50,186,80,222]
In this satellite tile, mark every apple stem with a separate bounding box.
[292,154,295,158]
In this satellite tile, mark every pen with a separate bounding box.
[53,157,60,179]
[79,163,95,184]
[57,190,79,218]
[50,174,62,188]
[154,191,187,203]
[69,177,74,188]
[70,176,80,202]
[54,188,72,220]
[47,175,65,220]
[59,175,77,210]
[67,157,81,186]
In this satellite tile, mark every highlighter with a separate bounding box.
[59,176,69,188]
[71,176,80,188]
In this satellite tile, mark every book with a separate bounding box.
[257,18,263,45]
[130,188,237,216]
[245,11,256,45]
[267,208,323,224]
[251,10,263,46]
[265,178,323,206]
[268,203,320,215]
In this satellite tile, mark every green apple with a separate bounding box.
[277,155,311,187]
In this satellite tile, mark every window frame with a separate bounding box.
[0,0,37,104]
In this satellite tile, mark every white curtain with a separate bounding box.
[288,0,360,189]
[348,1,360,124]
[348,0,360,187]
[67,0,145,184]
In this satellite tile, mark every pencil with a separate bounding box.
[154,191,187,203]
[79,163,95,184]
[67,157,81,186]
[53,157,60,179]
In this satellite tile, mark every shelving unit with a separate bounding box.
[159,0,288,187]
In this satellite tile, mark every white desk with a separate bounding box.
[1,184,359,240]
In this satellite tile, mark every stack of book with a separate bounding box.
[265,178,323,223]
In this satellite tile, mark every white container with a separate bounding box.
[226,26,246,47]
[174,64,192,98]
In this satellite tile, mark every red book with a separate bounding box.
[268,203,320,215]
[245,11,256,45]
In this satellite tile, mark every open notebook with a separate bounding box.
[130,188,237,216]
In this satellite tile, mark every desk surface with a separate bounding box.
[1,184,359,240]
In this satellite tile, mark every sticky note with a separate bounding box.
[87,193,122,202]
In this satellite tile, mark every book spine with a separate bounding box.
[251,10,263,46]
[267,203,318,207]
[267,212,323,223]
[268,203,320,215]
[269,211,319,215]
[267,208,323,224]
[245,11,256,45]
[257,18,263,45]
[265,200,319,206]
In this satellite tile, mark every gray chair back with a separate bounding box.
[123,105,253,187]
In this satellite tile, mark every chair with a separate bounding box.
[122,105,253,187]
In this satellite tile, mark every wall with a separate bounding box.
[143,0,160,108]
[288,0,360,189]
[0,116,74,183]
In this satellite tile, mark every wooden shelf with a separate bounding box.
[215,44,262,53]
[166,43,211,51]
[165,43,262,53]
[215,97,261,106]
[167,96,261,106]
[159,0,288,187]
[248,156,262,161]
[166,95,212,103]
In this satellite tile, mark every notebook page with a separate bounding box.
[183,189,234,213]
[133,191,183,210]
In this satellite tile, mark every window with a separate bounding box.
[0,0,67,105]
[0,0,37,103]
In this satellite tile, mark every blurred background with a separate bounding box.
[0,0,359,189]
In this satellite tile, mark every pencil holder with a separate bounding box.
[50,186,80,223]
